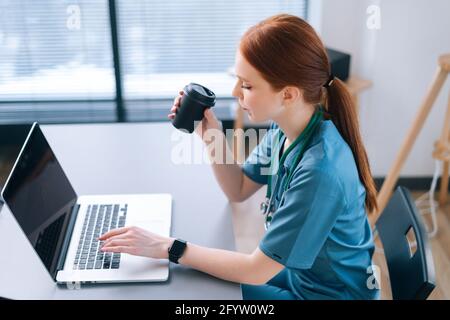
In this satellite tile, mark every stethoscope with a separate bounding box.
[261,108,324,230]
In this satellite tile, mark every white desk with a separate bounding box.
[0,122,241,299]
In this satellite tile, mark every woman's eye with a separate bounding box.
[241,85,252,90]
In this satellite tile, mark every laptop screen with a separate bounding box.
[1,123,77,276]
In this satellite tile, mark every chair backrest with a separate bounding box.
[375,186,435,300]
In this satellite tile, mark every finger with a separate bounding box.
[173,94,182,106]
[170,105,178,113]
[175,96,182,106]
[101,239,131,249]
[103,233,130,243]
[99,227,129,240]
[168,114,175,119]
[100,246,131,254]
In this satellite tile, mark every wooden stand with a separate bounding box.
[375,54,450,219]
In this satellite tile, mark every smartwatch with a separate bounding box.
[168,239,187,264]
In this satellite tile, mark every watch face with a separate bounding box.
[170,239,186,255]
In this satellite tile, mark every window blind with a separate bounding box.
[0,0,115,123]
[117,0,308,101]
[0,0,308,124]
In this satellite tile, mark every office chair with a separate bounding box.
[375,186,436,300]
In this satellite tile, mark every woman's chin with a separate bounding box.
[247,112,256,122]
[246,111,266,123]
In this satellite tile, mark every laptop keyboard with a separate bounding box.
[73,204,127,270]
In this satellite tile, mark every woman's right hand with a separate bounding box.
[168,90,223,142]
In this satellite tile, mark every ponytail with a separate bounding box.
[324,78,378,213]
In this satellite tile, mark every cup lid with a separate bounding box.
[184,83,216,106]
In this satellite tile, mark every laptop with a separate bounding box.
[0,122,172,285]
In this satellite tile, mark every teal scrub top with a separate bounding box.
[242,119,380,300]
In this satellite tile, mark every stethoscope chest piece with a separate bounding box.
[261,198,274,231]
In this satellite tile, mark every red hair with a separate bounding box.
[240,14,377,213]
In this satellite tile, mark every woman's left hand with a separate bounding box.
[99,226,174,259]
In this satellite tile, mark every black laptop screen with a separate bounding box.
[1,123,77,275]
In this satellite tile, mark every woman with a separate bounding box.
[99,14,380,300]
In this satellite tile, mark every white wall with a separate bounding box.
[319,0,450,177]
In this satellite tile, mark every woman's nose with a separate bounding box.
[232,83,242,99]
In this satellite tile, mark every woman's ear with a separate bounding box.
[282,86,301,105]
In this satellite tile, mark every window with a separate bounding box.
[0,0,308,124]
[117,0,308,99]
[0,0,115,123]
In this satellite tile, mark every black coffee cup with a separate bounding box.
[171,83,216,133]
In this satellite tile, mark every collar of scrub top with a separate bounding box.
[263,106,324,227]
